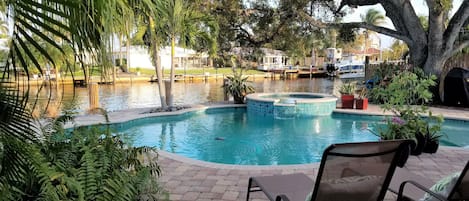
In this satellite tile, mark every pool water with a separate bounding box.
[115,108,469,165]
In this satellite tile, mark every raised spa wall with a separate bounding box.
[246,93,338,118]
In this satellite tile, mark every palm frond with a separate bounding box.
[0,85,36,142]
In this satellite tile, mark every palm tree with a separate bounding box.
[0,1,160,199]
[156,0,218,108]
[361,9,385,56]
[129,0,169,109]
[361,9,385,26]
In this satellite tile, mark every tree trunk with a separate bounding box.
[119,34,124,72]
[125,21,131,73]
[408,44,427,67]
[168,36,176,107]
[424,53,447,103]
[152,44,167,109]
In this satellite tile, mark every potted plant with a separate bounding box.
[339,82,356,109]
[222,70,255,104]
[371,69,444,155]
[422,117,444,153]
[355,88,368,110]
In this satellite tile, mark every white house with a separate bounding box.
[254,48,290,71]
[230,47,290,71]
[112,46,209,70]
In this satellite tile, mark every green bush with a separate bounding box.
[371,69,443,145]
[0,112,168,201]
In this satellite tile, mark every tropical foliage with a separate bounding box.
[0,1,167,200]
[338,81,356,95]
[222,69,255,104]
[1,111,166,200]
[133,0,218,109]
[371,69,443,151]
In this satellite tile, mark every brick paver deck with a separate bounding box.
[157,147,468,201]
[72,104,469,201]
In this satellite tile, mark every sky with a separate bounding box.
[342,0,464,48]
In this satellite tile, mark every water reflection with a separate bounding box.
[125,108,380,165]
[28,78,347,116]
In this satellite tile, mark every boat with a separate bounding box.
[325,62,365,79]
[337,63,365,79]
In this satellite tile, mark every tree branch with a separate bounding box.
[383,1,427,44]
[296,10,326,28]
[234,19,288,47]
[444,0,469,51]
[337,0,380,12]
[338,22,410,42]
[297,9,410,43]
[450,40,469,56]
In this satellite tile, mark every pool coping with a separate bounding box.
[246,92,338,103]
[71,103,469,128]
[157,150,321,170]
[70,103,469,170]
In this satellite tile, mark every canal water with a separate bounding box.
[29,78,348,116]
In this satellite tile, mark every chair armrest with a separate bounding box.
[397,180,448,201]
[275,194,290,201]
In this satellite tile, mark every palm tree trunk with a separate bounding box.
[168,35,176,107]
[125,21,131,73]
[119,34,124,71]
[152,44,167,109]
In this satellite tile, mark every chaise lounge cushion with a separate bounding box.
[305,175,382,201]
[420,172,460,201]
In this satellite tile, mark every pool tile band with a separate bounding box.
[246,92,338,117]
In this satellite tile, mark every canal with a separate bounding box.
[28,78,348,116]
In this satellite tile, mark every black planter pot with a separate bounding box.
[411,133,426,156]
[423,140,439,153]
[233,95,245,104]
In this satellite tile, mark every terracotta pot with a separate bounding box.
[355,98,368,110]
[341,94,355,109]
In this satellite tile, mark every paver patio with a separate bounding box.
[157,147,469,201]
[72,104,469,201]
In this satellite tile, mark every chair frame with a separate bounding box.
[246,140,413,201]
[397,161,469,201]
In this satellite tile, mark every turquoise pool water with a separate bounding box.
[115,108,469,165]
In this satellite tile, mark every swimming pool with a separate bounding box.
[115,107,469,165]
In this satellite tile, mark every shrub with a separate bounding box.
[371,69,444,152]
[0,112,168,201]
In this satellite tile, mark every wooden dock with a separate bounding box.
[269,69,299,79]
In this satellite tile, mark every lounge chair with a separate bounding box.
[246,140,413,201]
[390,160,469,201]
